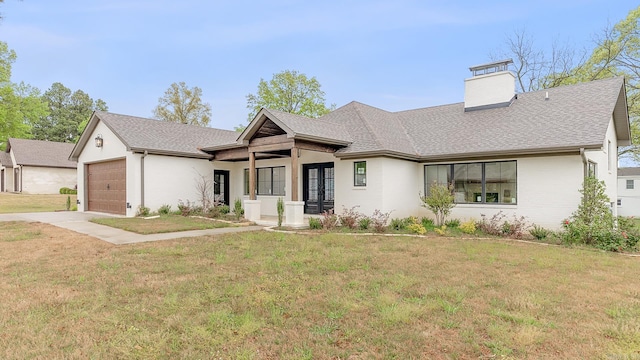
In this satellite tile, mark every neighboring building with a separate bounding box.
[70,60,630,229]
[617,167,640,217]
[3,138,77,194]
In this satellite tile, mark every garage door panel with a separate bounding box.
[87,159,126,215]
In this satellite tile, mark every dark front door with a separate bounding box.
[214,170,230,206]
[303,162,334,214]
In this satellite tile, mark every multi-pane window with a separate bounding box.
[354,161,366,186]
[587,161,597,178]
[244,167,285,196]
[627,179,634,190]
[425,161,517,204]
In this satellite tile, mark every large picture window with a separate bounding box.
[425,161,516,204]
[244,167,285,196]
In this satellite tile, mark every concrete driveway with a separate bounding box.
[0,211,263,245]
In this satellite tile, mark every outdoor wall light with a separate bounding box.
[95,134,103,148]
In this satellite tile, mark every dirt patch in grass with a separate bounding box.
[0,193,76,213]
[90,215,234,234]
[1,222,639,359]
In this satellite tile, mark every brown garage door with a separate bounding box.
[87,159,126,215]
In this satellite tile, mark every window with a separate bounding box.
[425,161,517,204]
[587,161,597,178]
[618,199,622,206]
[627,179,634,190]
[354,161,366,186]
[244,167,285,196]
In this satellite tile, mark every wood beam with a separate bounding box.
[291,147,299,201]
[249,151,256,200]
[249,142,295,153]
[249,134,290,146]
[213,147,249,161]
[295,140,338,153]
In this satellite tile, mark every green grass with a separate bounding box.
[90,215,234,234]
[0,193,76,213]
[1,222,640,359]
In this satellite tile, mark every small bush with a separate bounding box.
[234,198,244,221]
[370,209,391,233]
[502,215,529,239]
[277,197,284,227]
[390,218,408,231]
[434,225,447,236]
[158,204,172,215]
[309,217,322,229]
[421,217,435,229]
[477,212,506,236]
[338,206,361,229]
[207,206,222,218]
[71,205,77,211]
[445,218,460,228]
[59,187,77,195]
[459,220,476,234]
[407,223,426,235]
[65,196,71,211]
[177,200,193,217]
[218,205,230,214]
[420,183,456,226]
[136,205,151,217]
[358,217,371,230]
[321,209,339,230]
[529,224,550,240]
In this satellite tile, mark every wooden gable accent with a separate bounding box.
[253,119,286,138]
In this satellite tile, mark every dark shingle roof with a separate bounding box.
[7,138,76,168]
[618,167,640,176]
[316,77,627,159]
[93,112,238,158]
[261,108,352,144]
[0,152,13,168]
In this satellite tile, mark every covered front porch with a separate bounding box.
[203,108,351,227]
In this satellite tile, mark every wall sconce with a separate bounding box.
[95,134,103,148]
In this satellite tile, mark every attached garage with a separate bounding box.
[87,159,126,215]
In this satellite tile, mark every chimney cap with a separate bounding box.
[469,59,513,76]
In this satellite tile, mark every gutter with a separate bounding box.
[580,148,587,177]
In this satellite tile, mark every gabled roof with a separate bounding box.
[618,167,640,176]
[70,112,239,160]
[319,76,628,160]
[7,138,76,169]
[0,152,13,168]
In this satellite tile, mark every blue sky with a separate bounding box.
[0,1,635,130]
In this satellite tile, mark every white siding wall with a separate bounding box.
[415,155,585,229]
[20,166,77,194]
[583,116,618,216]
[617,176,640,217]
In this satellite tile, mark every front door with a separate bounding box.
[303,162,334,214]
[214,170,230,206]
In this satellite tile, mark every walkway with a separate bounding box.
[0,212,263,245]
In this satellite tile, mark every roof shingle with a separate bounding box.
[7,138,76,168]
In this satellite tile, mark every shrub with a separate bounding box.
[177,200,193,217]
[59,187,77,194]
[338,206,361,229]
[617,216,640,249]
[459,220,476,234]
[218,205,230,215]
[320,209,339,230]
[65,196,71,211]
[434,225,447,236]
[370,209,391,233]
[390,218,408,231]
[309,217,322,230]
[477,212,506,236]
[207,206,222,218]
[71,205,77,211]
[420,183,455,226]
[136,205,151,217]
[277,197,285,227]
[421,217,435,230]
[233,198,244,221]
[407,223,427,235]
[445,218,460,228]
[158,204,172,215]
[529,224,550,240]
[358,216,371,230]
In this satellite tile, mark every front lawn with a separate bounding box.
[1,221,639,359]
[90,215,234,234]
[0,192,76,213]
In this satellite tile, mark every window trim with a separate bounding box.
[243,166,286,196]
[354,161,367,187]
[424,160,517,205]
[627,179,634,190]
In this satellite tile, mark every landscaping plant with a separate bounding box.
[65,195,71,211]
[276,197,284,227]
[420,182,455,226]
[338,206,361,229]
[308,217,322,229]
[358,216,371,230]
[370,209,391,233]
[233,198,243,221]
[529,224,550,240]
[459,219,476,234]
[158,204,172,215]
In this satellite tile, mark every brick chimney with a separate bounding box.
[464,59,515,111]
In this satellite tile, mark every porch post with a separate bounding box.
[290,147,298,201]
[244,150,261,221]
[249,151,256,200]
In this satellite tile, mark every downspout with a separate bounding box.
[19,165,23,193]
[580,148,587,177]
[141,151,148,207]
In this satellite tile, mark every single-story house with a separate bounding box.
[70,60,630,229]
[617,167,640,217]
[2,138,77,194]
